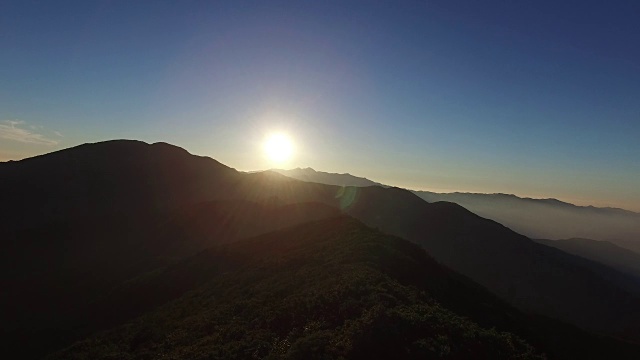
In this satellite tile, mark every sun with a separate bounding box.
[263,133,294,164]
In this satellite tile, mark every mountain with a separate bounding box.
[612,239,640,256]
[339,186,640,341]
[0,141,339,358]
[272,167,640,249]
[1,198,341,359]
[273,167,385,187]
[4,140,640,358]
[51,217,640,359]
[535,238,640,279]
[413,191,640,248]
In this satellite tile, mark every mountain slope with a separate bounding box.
[535,238,640,279]
[271,167,640,246]
[51,217,640,360]
[0,141,343,359]
[336,186,640,340]
[0,199,341,359]
[4,140,640,357]
[414,191,640,246]
[0,140,241,225]
[273,167,385,187]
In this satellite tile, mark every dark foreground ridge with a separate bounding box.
[50,217,637,360]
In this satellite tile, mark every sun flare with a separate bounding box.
[263,133,294,164]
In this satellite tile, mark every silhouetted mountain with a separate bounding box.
[273,167,385,187]
[0,141,340,358]
[613,239,640,256]
[271,167,640,250]
[1,199,341,359]
[413,191,640,248]
[337,186,640,341]
[51,218,640,359]
[535,238,640,279]
[3,140,640,358]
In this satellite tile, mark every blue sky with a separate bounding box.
[1,1,639,211]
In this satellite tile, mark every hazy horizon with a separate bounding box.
[2,1,639,212]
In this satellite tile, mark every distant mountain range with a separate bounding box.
[4,140,640,359]
[535,238,640,279]
[274,168,640,250]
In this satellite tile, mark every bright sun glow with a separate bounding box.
[263,133,294,164]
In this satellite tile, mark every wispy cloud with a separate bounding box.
[0,120,60,145]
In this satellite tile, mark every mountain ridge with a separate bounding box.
[535,238,640,279]
[273,167,640,245]
[50,217,640,360]
[272,167,385,188]
[425,191,637,214]
[4,140,640,358]
[273,167,638,215]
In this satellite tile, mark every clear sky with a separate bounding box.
[1,1,639,211]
